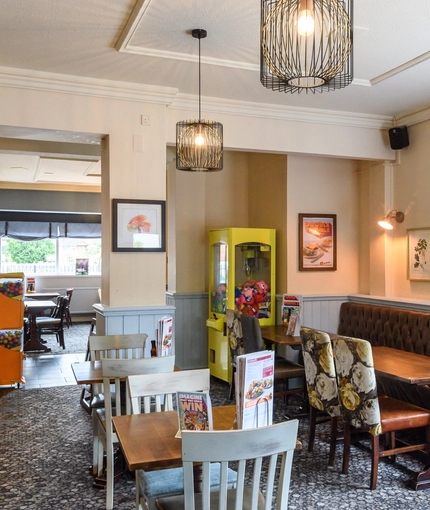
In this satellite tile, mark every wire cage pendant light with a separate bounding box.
[260,0,353,94]
[176,29,223,172]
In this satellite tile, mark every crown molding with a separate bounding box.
[394,105,430,127]
[0,66,178,105]
[170,94,393,130]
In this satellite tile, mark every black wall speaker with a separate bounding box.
[389,125,409,150]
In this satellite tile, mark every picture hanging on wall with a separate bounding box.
[112,199,166,252]
[299,214,337,271]
[407,227,430,281]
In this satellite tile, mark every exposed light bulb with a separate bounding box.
[298,9,314,36]
[297,0,314,36]
[195,133,205,146]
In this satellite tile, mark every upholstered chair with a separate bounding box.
[300,327,341,465]
[333,335,430,490]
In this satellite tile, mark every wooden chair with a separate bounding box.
[35,295,68,349]
[227,309,306,404]
[97,355,175,510]
[333,335,430,490]
[64,287,74,327]
[300,327,341,466]
[88,334,148,476]
[155,419,299,510]
[127,368,237,510]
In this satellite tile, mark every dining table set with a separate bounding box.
[69,324,430,510]
[23,291,60,352]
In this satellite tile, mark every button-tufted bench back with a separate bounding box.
[338,302,430,357]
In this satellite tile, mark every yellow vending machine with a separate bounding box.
[207,228,276,382]
[0,272,25,386]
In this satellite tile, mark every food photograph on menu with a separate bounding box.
[298,214,337,271]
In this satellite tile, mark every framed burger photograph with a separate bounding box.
[112,199,166,252]
[299,213,337,271]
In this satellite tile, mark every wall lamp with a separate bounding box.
[378,210,405,230]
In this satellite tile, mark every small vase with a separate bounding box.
[151,340,157,357]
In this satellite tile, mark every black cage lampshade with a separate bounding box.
[260,0,353,94]
[176,29,223,172]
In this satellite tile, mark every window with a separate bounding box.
[0,237,101,275]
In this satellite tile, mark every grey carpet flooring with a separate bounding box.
[1,380,430,509]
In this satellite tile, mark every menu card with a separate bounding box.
[175,391,212,438]
[281,294,302,336]
[156,316,173,356]
[235,350,274,430]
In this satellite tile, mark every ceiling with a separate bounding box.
[1,0,430,186]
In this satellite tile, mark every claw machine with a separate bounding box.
[206,228,276,382]
[0,272,25,386]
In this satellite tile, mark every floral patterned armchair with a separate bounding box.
[333,334,430,490]
[300,327,340,465]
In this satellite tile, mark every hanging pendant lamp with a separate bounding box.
[260,0,353,94]
[176,29,223,172]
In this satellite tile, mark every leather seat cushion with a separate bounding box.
[379,396,430,432]
[274,358,305,379]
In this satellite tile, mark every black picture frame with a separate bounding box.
[112,199,166,252]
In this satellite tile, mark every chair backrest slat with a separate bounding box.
[127,368,210,415]
[89,334,148,361]
[180,420,299,510]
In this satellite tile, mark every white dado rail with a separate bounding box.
[93,303,175,360]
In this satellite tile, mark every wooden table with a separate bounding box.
[372,346,430,386]
[71,360,181,386]
[113,406,237,473]
[25,292,60,301]
[24,299,57,352]
[260,325,302,348]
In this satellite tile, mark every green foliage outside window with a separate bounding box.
[4,239,55,264]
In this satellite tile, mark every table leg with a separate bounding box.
[408,465,430,490]
[23,315,51,352]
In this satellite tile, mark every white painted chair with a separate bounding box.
[155,420,299,510]
[127,368,237,510]
[88,334,149,477]
[97,355,175,510]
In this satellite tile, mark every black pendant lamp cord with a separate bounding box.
[198,35,201,122]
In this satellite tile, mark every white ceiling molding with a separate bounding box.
[370,50,430,86]
[0,66,178,105]
[170,95,393,130]
[394,106,430,127]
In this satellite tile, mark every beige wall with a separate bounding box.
[4,75,429,309]
[286,154,360,294]
[390,120,430,299]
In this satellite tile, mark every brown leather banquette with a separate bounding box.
[338,301,430,409]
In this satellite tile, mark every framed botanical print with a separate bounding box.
[112,199,166,252]
[407,228,430,281]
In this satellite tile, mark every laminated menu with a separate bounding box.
[235,350,274,430]
[281,294,302,336]
[156,316,173,356]
[175,391,212,438]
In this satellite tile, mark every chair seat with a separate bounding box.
[274,357,305,379]
[139,462,237,499]
[379,396,430,432]
[156,487,265,510]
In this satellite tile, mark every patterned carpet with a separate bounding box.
[25,322,91,356]
[1,378,429,509]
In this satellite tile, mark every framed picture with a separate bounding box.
[112,199,166,252]
[299,214,337,271]
[407,228,430,280]
[75,258,89,275]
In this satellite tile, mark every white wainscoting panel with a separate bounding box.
[93,303,176,359]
